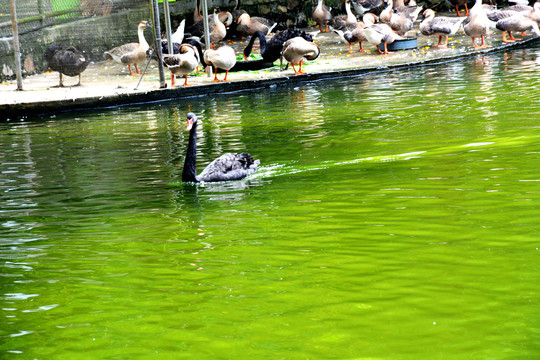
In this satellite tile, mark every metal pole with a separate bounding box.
[150,0,167,88]
[201,0,212,78]
[163,0,173,55]
[9,0,23,91]
[37,0,44,27]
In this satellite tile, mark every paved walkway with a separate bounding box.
[2,18,539,119]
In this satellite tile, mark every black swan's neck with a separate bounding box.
[182,122,199,182]
[243,31,267,59]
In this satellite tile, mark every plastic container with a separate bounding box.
[378,37,418,52]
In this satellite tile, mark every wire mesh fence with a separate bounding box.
[0,0,148,38]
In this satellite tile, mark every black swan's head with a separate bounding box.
[186,112,198,130]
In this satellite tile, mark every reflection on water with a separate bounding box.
[1,43,540,359]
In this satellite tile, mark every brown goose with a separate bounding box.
[281,37,320,75]
[162,44,200,87]
[313,0,333,32]
[236,12,277,36]
[104,20,151,75]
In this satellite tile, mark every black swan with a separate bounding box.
[44,43,89,87]
[182,113,260,183]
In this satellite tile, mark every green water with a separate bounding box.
[2,45,540,359]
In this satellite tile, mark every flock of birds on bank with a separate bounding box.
[40,0,540,182]
[44,0,540,88]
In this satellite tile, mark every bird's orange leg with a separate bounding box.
[325,24,329,32]
[464,4,469,15]
[480,35,491,48]
[383,43,389,54]
[128,65,136,76]
[471,37,480,48]
[298,61,306,74]
[359,42,366,52]
[348,43,354,53]
[183,75,191,86]
[456,5,463,16]
[442,35,449,48]
[433,35,443,46]
[134,63,143,74]
[212,66,220,82]
[223,70,230,81]
[508,31,521,41]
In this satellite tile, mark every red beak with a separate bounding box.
[186,118,193,130]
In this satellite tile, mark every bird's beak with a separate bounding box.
[186,118,193,131]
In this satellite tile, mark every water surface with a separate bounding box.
[1,45,540,359]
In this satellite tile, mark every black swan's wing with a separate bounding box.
[263,29,314,62]
[197,153,260,182]
[47,45,88,76]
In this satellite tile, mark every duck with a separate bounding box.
[243,29,315,62]
[182,112,260,183]
[330,0,358,30]
[363,13,405,53]
[313,0,333,32]
[162,43,200,87]
[351,0,385,16]
[236,12,277,37]
[44,43,89,87]
[380,0,417,35]
[494,12,540,42]
[281,37,320,75]
[420,9,466,47]
[104,20,150,75]
[451,0,470,17]
[463,0,492,48]
[333,13,376,52]
[204,45,237,82]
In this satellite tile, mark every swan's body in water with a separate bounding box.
[182,113,260,183]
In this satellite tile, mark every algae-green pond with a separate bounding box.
[1,44,540,359]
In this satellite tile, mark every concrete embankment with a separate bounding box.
[1,27,538,120]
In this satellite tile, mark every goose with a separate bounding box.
[333,13,376,52]
[331,0,358,30]
[420,9,466,47]
[161,20,186,54]
[451,0,470,17]
[236,12,277,37]
[281,37,320,75]
[495,12,540,42]
[393,0,423,22]
[44,43,89,87]
[104,20,151,76]
[363,13,405,53]
[351,0,385,16]
[193,0,203,23]
[163,44,200,87]
[204,45,237,82]
[380,0,417,35]
[187,9,229,47]
[463,0,492,48]
[313,0,333,32]
[243,29,315,62]
[182,112,260,183]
